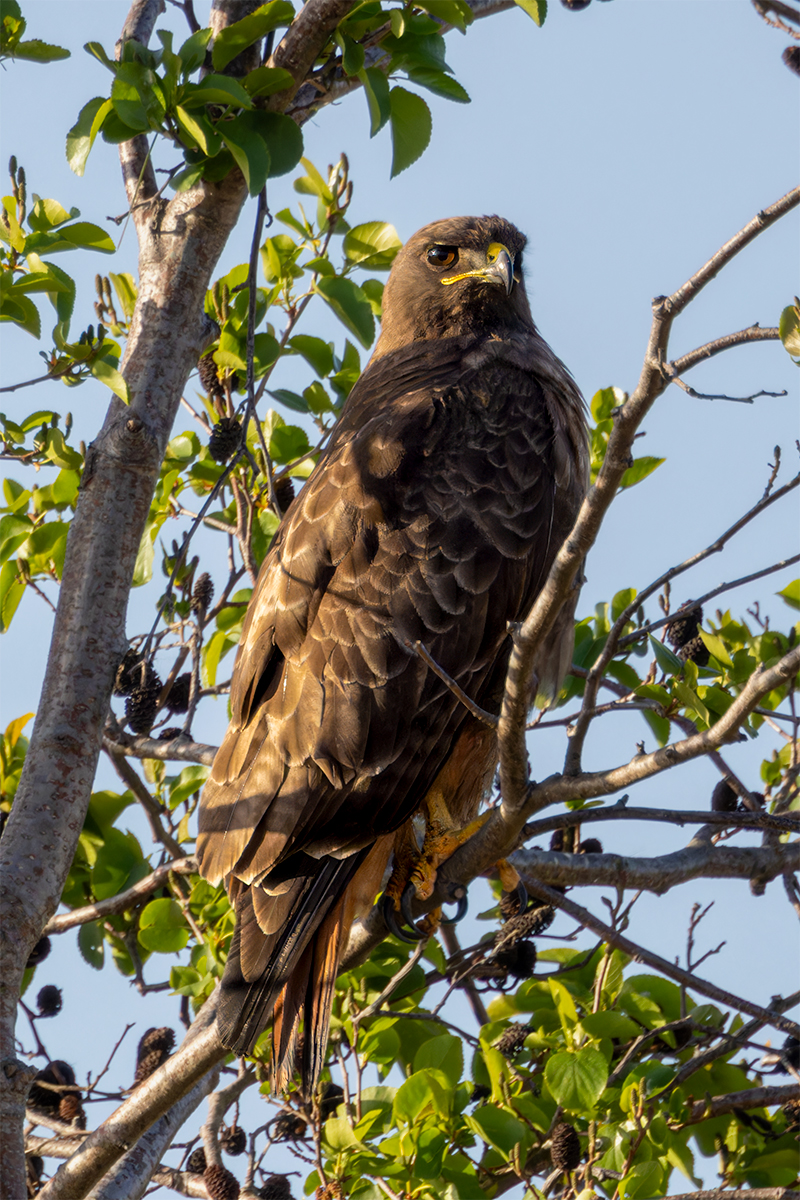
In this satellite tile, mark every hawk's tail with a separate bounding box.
[217,837,394,1096]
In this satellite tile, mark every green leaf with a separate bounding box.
[465,1105,529,1157]
[219,112,271,195]
[175,105,222,156]
[139,897,190,953]
[0,560,25,632]
[109,272,137,321]
[335,31,365,77]
[777,579,800,610]
[8,37,69,62]
[779,301,800,362]
[649,634,683,677]
[416,0,474,33]
[581,1011,640,1041]
[389,86,432,177]
[611,587,637,623]
[251,110,303,177]
[27,198,73,231]
[91,827,145,900]
[343,221,402,270]
[413,1033,463,1088]
[90,356,129,403]
[314,276,375,348]
[405,68,470,104]
[211,1,295,71]
[177,27,212,75]
[268,387,308,413]
[514,0,547,25]
[359,66,391,137]
[288,334,333,377]
[180,73,253,110]
[242,65,295,97]
[619,1161,664,1199]
[621,455,665,489]
[77,921,104,970]
[698,628,732,667]
[544,1047,608,1113]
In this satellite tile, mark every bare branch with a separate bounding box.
[404,639,497,727]
[682,1081,800,1125]
[522,881,800,1039]
[669,323,782,376]
[104,728,218,766]
[511,841,800,892]
[44,858,197,935]
[522,804,800,839]
[105,746,184,858]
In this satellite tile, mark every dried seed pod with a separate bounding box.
[158,727,184,741]
[551,1121,581,1172]
[493,940,537,980]
[678,635,710,667]
[29,1061,75,1111]
[166,672,192,714]
[666,603,703,650]
[319,1082,344,1122]
[783,1096,800,1130]
[204,1163,240,1200]
[271,1111,308,1141]
[274,476,295,512]
[126,679,163,735]
[496,904,554,948]
[186,1147,207,1174]
[134,1027,175,1084]
[494,1023,529,1058]
[114,649,157,697]
[783,45,800,78]
[560,0,592,8]
[36,985,63,1017]
[58,1091,86,1127]
[209,417,243,463]
[192,572,214,614]
[198,352,224,397]
[26,936,52,968]
[258,1176,293,1200]
[314,1184,343,1200]
[220,1123,247,1156]
[579,837,603,854]
[470,1082,490,1103]
[711,780,737,812]
[549,828,566,852]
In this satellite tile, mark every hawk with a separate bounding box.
[197,215,588,1091]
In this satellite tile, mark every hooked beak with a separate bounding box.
[441,241,515,295]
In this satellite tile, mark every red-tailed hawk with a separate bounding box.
[197,215,588,1091]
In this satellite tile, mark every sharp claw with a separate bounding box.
[381,891,425,943]
[505,879,529,915]
[440,887,468,925]
[401,882,423,933]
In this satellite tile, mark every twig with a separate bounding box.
[668,323,782,376]
[680,1081,800,1126]
[104,746,184,858]
[404,639,497,727]
[521,880,800,1039]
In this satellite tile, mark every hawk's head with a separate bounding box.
[373,216,533,358]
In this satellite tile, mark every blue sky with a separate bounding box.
[1,1,798,1194]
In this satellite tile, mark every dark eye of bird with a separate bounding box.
[426,245,458,268]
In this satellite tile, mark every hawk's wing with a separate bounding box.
[197,333,584,1075]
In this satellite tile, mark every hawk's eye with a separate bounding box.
[426,245,458,268]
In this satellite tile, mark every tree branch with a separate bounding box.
[522,881,800,1040]
[669,323,781,375]
[511,841,800,893]
[44,859,197,935]
[496,186,800,813]
[681,1082,800,1126]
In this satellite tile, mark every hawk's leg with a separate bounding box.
[382,790,528,939]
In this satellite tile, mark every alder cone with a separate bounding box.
[711,779,737,812]
[319,1082,344,1122]
[199,352,224,397]
[551,1121,581,1172]
[579,837,603,854]
[186,1147,207,1174]
[37,984,62,1016]
[470,1083,490,1103]
[666,603,703,650]
[26,935,51,968]
[495,1023,529,1058]
[209,417,242,463]
[258,1176,293,1200]
[167,672,192,714]
[159,726,184,741]
[678,635,710,667]
[783,1097,800,1130]
[192,572,214,614]
[274,476,295,512]
[58,1092,86,1127]
[315,1184,344,1200]
[272,1111,308,1141]
[221,1123,247,1156]
[134,1026,175,1083]
[29,1061,75,1111]
[204,1163,240,1200]
[493,940,537,980]
[126,679,163,734]
[114,649,157,697]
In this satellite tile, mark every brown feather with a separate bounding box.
[198,215,588,1093]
